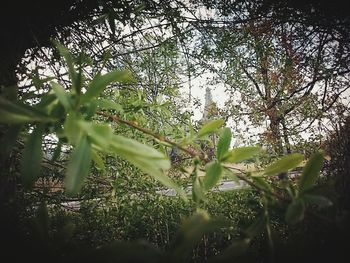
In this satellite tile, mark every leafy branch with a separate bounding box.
[97,111,203,159]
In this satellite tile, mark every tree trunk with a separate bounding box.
[266,103,284,155]
[269,116,284,155]
[281,118,291,154]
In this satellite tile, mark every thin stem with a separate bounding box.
[223,165,289,202]
[97,111,205,160]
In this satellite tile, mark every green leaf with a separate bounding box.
[285,199,305,224]
[251,177,273,192]
[225,170,240,184]
[64,113,83,145]
[91,150,105,171]
[36,93,57,108]
[96,99,123,112]
[109,135,187,200]
[298,151,324,194]
[0,97,54,124]
[198,119,224,138]
[109,134,169,162]
[32,75,55,91]
[302,194,332,208]
[244,214,266,239]
[180,210,220,239]
[107,11,116,34]
[51,82,72,111]
[20,125,44,189]
[54,41,78,93]
[65,136,92,196]
[217,127,232,161]
[32,68,54,91]
[78,121,113,150]
[192,177,206,203]
[171,210,229,260]
[222,146,260,163]
[264,153,304,176]
[82,69,133,103]
[84,101,98,119]
[76,57,84,95]
[92,14,108,25]
[203,161,223,191]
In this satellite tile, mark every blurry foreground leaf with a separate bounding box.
[244,214,266,239]
[285,199,305,224]
[51,82,72,111]
[302,194,332,208]
[203,161,223,191]
[64,113,83,145]
[65,136,92,196]
[170,210,229,261]
[264,153,304,176]
[78,121,113,150]
[222,146,260,163]
[198,119,224,138]
[20,125,44,189]
[251,176,273,193]
[109,134,186,200]
[298,151,324,193]
[54,41,79,93]
[216,127,232,161]
[0,97,54,124]
[96,99,123,112]
[91,150,106,171]
[82,69,133,103]
[192,177,206,203]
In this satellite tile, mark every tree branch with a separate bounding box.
[239,61,265,99]
[223,165,290,202]
[97,111,205,160]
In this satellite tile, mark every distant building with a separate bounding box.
[203,87,213,120]
[202,87,218,121]
[200,87,219,160]
[169,87,220,163]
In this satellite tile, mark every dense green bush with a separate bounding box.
[324,117,350,209]
[43,190,258,260]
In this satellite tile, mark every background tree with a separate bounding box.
[186,2,350,154]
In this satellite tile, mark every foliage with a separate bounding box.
[0,44,336,262]
[324,117,350,210]
[192,8,350,154]
[1,1,349,262]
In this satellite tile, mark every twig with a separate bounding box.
[223,165,290,202]
[97,111,205,160]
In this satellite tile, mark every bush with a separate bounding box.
[27,190,259,262]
